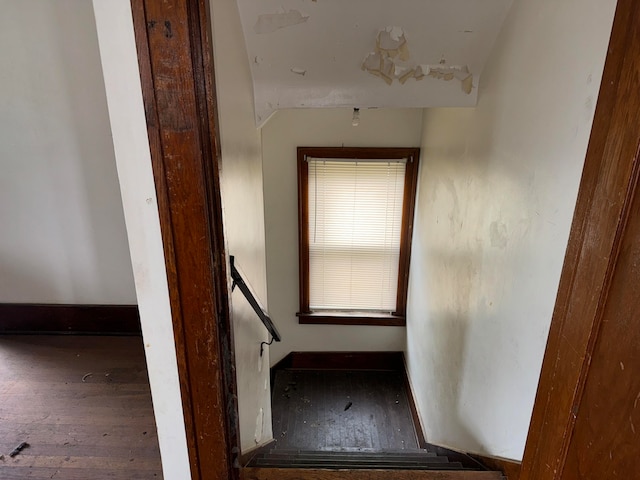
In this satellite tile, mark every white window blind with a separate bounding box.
[307,157,407,312]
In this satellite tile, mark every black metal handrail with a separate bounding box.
[230,256,281,347]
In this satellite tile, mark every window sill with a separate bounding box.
[296,311,406,326]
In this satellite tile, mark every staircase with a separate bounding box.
[252,353,506,479]
[248,448,478,470]
[243,447,504,479]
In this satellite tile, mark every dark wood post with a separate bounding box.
[130,1,239,479]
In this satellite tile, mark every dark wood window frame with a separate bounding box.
[296,147,420,327]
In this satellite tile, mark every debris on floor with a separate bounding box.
[271,369,418,450]
[81,372,93,382]
[9,441,29,457]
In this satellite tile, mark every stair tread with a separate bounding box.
[255,457,447,464]
[254,459,467,470]
[254,456,450,464]
[269,448,436,455]
[265,450,439,458]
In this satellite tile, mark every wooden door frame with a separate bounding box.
[520,0,640,478]
[129,0,638,479]
[130,1,239,479]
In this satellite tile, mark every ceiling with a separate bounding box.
[235,0,514,125]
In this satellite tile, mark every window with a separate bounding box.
[297,147,420,326]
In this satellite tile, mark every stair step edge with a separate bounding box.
[252,462,468,471]
[267,450,438,457]
[255,456,449,464]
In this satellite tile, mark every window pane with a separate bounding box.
[307,158,405,311]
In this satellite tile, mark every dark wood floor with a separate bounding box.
[271,369,419,451]
[0,336,163,479]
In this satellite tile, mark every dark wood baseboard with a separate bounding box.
[470,454,521,480]
[272,351,405,371]
[401,354,428,449]
[0,303,141,335]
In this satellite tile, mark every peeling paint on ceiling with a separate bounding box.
[360,26,474,94]
[234,0,514,126]
[361,26,411,86]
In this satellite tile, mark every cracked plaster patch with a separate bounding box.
[362,26,474,94]
[254,10,309,34]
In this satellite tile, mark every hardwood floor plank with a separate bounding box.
[0,336,162,479]
[0,443,160,458]
[3,455,160,469]
[0,467,160,479]
[271,369,418,451]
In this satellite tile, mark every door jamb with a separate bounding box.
[130,1,239,479]
[129,0,639,479]
[520,0,640,478]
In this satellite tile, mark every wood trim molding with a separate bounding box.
[131,1,239,479]
[297,148,310,312]
[470,454,521,480]
[401,354,428,449]
[273,351,406,371]
[520,1,640,479]
[296,147,422,160]
[396,148,420,316]
[297,312,406,326]
[0,304,141,335]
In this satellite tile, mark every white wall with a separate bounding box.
[210,0,274,453]
[405,0,617,460]
[92,1,191,478]
[0,0,136,305]
[262,108,423,364]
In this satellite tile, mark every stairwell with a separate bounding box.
[242,353,505,479]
